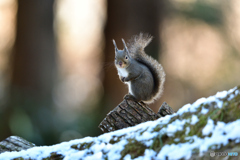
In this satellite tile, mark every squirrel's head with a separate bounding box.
[113,39,131,68]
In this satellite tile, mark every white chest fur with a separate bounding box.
[117,67,128,77]
[117,67,134,95]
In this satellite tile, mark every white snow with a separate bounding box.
[0,86,239,160]
[185,127,190,135]
[202,119,214,136]
[177,103,193,115]
[190,115,199,125]
[157,118,240,159]
[201,107,209,114]
[199,120,240,152]
[215,90,228,99]
[166,119,186,136]
[157,141,194,159]
[235,139,240,143]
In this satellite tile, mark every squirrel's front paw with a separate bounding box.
[124,94,138,102]
[121,77,126,82]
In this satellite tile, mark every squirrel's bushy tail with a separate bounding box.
[127,33,166,104]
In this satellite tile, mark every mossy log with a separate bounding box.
[0,136,35,154]
[0,86,239,160]
[0,101,174,154]
[98,99,174,133]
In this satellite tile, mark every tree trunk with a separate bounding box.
[0,0,57,145]
[102,0,168,113]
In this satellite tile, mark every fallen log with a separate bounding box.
[0,136,35,154]
[0,86,239,160]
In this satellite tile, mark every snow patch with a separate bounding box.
[190,115,199,125]
[215,91,227,99]
[166,119,186,136]
[201,107,209,114]
[202,119,214,136]
[177,103,191,115]
[185,127,190,135]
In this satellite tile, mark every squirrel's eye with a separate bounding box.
[125,56,128,59]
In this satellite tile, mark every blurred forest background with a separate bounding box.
[0,0,239,145]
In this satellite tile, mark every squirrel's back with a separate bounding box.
[127,33,165,103]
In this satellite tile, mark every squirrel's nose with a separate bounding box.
[119,61,122,66]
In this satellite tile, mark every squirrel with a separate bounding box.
[113,33,165,104]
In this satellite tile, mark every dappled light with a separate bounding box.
[54,0,106,112]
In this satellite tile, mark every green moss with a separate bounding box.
[8,87,240,160]
[120,139,147,159]
[42,152,64,160]
[168,115,180,123]
[0,144,7,151]
[219,96,240,123]
[109,134,126,144]
[152,125,161,132]
[150,134,165,152]
[109,136,121,144]
[152,123,168,133]
[190,115,208,137]
[139,128,148,135]
[71,141,94,150]
[13,158,25,160]
[147,87,240,157]
[13,157,35,160]
[198,89,240,124]
[174,130,192,143]
[181,112,194,120]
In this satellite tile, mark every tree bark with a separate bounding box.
[99,99,174,133]
[157,102,175,117]
[0,136,35,154]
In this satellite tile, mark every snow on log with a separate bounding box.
[0,86,239,160]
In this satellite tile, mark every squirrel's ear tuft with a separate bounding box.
[113,39,118,52]
[122,39,129,54]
